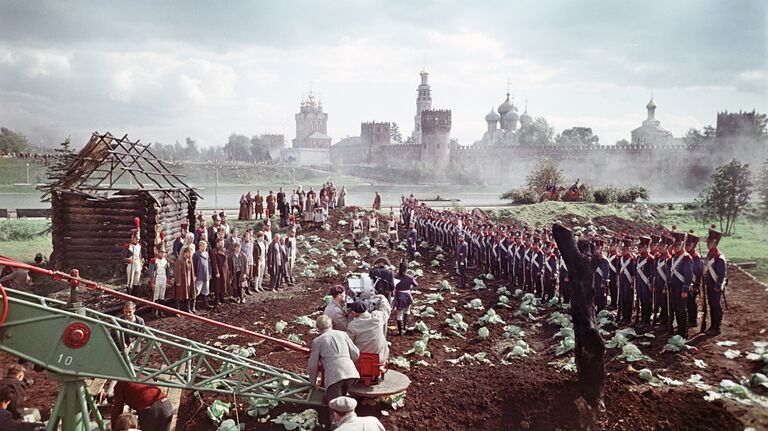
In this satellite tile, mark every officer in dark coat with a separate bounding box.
[456,235,468,288]
[704,224,726,335]
[368,257,395,300]
[406,224,417,261]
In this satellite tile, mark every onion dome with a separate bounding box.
[520,108,532,125]
[498,93,515,116]
[485,108,500,122]
[646,98,656,109]
[503,110,519,122]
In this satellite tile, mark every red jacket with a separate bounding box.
[111,381,166,427]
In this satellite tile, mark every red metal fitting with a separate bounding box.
[69,269,80,287]
[62,322,91,349]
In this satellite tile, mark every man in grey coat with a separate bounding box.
[308,315,360,403]
[324,285,349,331]
[346,296,392,365]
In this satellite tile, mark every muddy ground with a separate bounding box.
[3,207,767,430]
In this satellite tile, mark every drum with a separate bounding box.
[388,230,398,241]
[353,229,363,241]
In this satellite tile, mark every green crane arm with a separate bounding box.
[0,287,323,406]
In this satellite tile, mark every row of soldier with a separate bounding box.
[401,197,727,338]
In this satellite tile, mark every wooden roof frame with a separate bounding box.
[39,132,199,203]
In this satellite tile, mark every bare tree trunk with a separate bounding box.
[553,224,605,410]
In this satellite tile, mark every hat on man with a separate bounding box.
[638,236,651,247]
[328,396,357,414]
[670,225,686,246]
[686,229,699,247]
[350,301,367,314]
[329,285,345,296]
[181,222,189,229]
[707,224,722,242]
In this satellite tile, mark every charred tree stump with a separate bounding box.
[552,223,605,410]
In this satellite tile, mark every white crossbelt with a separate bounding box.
[620,258,633,280]
[607,255,617,273]
[670,255,685,282]
[636,257,651,286]
[657,261,668,282]
[596,267,604,278]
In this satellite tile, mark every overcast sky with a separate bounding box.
[1,0,766,150]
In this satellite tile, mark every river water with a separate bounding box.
[0,183,692,211]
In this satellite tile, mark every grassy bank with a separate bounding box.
[0,220,51,262]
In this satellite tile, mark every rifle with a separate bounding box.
[633,259,640,325]
[666,278,673,333]
[615,264,623,323]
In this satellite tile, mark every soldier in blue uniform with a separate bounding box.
[635,236,655,329]
[542,241,558,301]
[456,234,468,288]
[606,238,620,310]
[525,235,536,293]
[530,237,544,298]
[668,229,693,338]
[617,236,636,325]
[704,224,726,335]
[654,234,672,326]
[514,234,526,288]
[592,238,609,310]
[685,230,703,327]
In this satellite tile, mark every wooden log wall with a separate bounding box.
[51,189,197,270]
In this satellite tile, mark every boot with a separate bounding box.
[397,320,403,336]
[202,296,210,310]
[219,293,225,304]
[190,299,197,314]
[403,314,410,333]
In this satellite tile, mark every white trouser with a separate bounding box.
[127,266,141,288]
[396,304,411,320]
[195,280,209,296]
[256,261,266,290]
[153,277,167,301]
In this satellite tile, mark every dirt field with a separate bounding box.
[3,206,767,430]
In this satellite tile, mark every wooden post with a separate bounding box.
[552,223,605,410]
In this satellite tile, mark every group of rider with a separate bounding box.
[399,196,727,338]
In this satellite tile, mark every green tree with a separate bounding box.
[224,134,251,161]
[518,117,555,146]
[557,127,599,146]
[0,127,30,153]
[703,159,753,236]
[46,137,76,183]
[515,158,564,195]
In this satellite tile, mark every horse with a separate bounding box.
[539,186,565,202]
